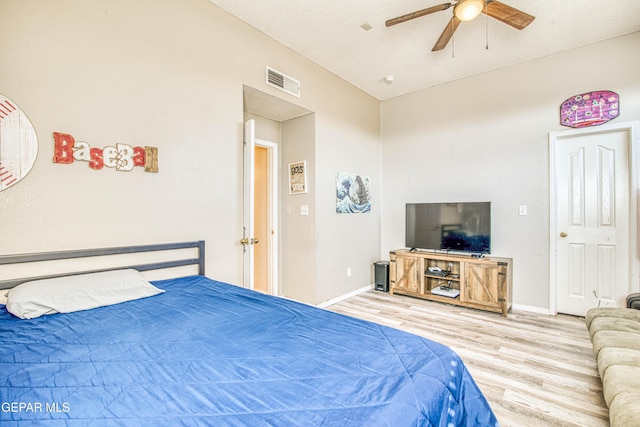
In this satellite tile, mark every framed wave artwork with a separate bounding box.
[336,172,371,214]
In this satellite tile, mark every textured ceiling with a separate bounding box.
[209,0,640,101]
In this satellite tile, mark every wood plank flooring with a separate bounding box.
[326,290,608,427]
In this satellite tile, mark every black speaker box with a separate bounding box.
[374,261,390,292]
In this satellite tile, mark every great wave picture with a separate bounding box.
[336,172,371,214]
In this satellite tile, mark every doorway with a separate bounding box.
[550,121,639,316]
[243,85,312,298]
[242,119,278,295]
[253,140,278,294]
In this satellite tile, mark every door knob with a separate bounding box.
[560,232,567,238]
[240,238,249,245]
[252,238,260,245]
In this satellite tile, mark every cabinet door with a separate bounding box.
[465,263,505,309]
[394,256,421,293]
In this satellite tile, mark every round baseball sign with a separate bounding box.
[0,94,38,191]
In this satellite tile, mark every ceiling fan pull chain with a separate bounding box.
[451,19,455,58]
[485,1,489,49]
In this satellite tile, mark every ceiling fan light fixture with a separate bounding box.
[454,0,484,21]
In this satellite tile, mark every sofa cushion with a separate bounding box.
[591,330,640,358]
[608,391,640,427]
[602,365,640,407]
[626,293,640,309]
[585,307,640,329]
[588,316,640,339]
[597,347,640,378]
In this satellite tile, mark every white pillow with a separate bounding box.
[5,269,164,319]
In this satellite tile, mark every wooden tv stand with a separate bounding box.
[389,249,512,317]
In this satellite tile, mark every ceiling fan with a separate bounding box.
[386,0,535,52]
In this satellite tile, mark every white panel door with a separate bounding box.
[554,126,631,316]
[242,119,256,290]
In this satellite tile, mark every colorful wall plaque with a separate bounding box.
[0,94,38,191]
[52,132,158,173]
[560,90,619,128]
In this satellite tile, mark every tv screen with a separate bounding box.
[405,202,491,253]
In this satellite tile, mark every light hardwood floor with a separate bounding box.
[326,290,609,427]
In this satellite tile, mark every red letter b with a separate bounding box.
[53,132,75,164]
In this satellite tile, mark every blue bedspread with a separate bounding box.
[0,275,498,426]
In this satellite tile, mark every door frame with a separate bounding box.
[255,137,279,296]
[549,120,640,314]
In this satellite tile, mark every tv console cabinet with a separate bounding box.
[389,249,512,317]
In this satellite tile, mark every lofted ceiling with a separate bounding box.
[208,0,640,101]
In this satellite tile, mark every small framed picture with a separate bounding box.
[288,161,307,194]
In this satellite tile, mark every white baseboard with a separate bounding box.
[317,284,374,308]
[315,287,554,316]
[512,303,552,315]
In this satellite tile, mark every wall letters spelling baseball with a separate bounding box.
[53,132,158,173]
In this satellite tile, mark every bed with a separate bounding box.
[0,241,498,426]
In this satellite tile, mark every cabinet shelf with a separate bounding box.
[424,273,460,281]
[389,249,512,317]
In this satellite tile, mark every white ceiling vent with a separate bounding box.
[266,66,301,97]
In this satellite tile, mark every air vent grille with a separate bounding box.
[266,66,301,97]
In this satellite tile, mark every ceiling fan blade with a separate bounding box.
[484,0,535,30]
[432,16,461,51]
[386,3,452,27]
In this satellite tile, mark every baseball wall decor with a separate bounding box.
[0,94,38,191]
[52,132,158,173]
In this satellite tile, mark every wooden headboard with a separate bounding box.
[0,241,205,290]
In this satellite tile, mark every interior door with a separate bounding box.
[242,119,256,290]
[254,145,269,293]
[553,124,632,316]
[243,120,279,295]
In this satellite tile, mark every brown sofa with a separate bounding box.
[585,305,640,427]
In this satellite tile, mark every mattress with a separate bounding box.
[0,275,498,426]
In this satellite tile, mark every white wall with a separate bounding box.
[245,113,281,144]
[380,32,640,311]
[315,97,382,304]
[281,114,316,302]
[0,0,381,304]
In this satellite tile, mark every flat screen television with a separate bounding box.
[405,202,491,254]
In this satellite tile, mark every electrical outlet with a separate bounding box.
[347,267,351,277]
[519,205,527,216]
